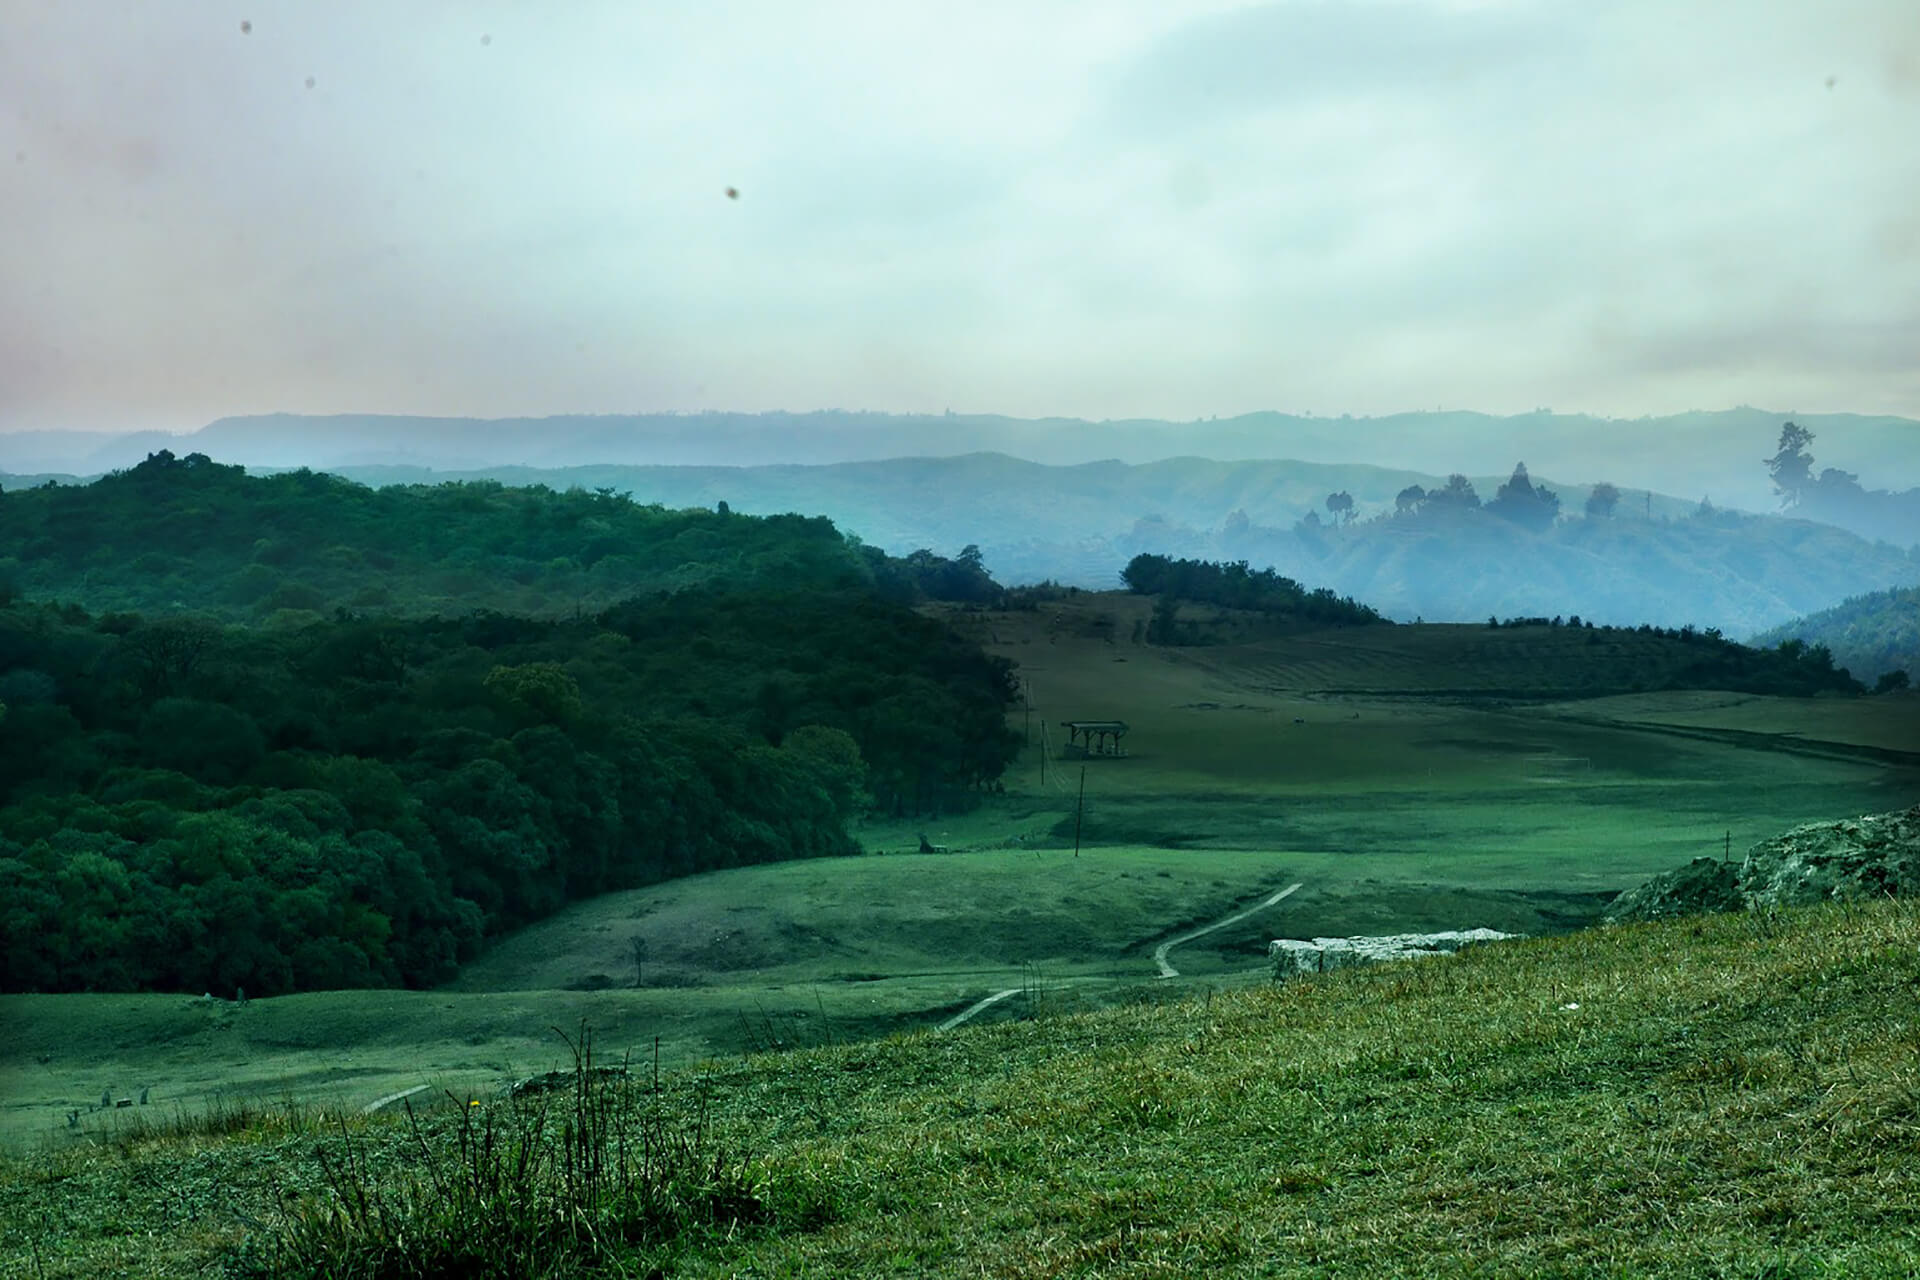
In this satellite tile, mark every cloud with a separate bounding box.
[0,0,1915,435]
[1099,1,1570,133]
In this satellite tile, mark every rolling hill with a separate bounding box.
[1750,586,1920,689]
[324,456,1918,635]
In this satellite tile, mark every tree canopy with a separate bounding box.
[1119,554,1385,626]
[0,450,999,621]
[1487,463,1561,532]
[0,458,1025,996]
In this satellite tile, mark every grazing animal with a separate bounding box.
[918,833,950,854]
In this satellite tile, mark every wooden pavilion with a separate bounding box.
[1060,720,1130,758]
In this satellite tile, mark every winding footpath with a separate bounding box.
[1152,882,1303,978]
[938,879,1307,1032]
[361,1083,431,1114]
[936,987,1022,1032]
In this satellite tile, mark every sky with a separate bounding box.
[3,0,1917,435]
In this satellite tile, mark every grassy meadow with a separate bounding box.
[4,598,1914,1153]
[5,898,1918,1277]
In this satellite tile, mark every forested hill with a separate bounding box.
[1750,587,1919,691]
[0,450,898,621]
[0,452,1027,996]
[0,591,1022,996]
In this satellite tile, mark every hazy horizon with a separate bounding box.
[5,1,1918,437]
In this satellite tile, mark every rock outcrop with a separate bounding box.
[1739,805,1920,906]
[1269,928,1518,978]
[1604,804,1920,923]
[1601,857,1743,924]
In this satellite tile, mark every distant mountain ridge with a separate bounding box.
[6,406,1918,517]
[320,456,1916,637]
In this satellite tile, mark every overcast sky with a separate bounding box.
[3,0,1916,434]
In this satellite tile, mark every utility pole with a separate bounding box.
[1073,766,1086,858]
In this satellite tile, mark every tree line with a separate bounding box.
[1119,554,1386,627]
[1483,615,1869,696]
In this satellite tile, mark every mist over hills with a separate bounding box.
[6,406,1916,640]
[5,446,1914,639]
[297,453,1911,640]
[7,406,1918,519]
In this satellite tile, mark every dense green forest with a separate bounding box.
[0,593,1020,995]
[1750,587,1918,691]
[0,451,995,620]
[0,456,1024,996]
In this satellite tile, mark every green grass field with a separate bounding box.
[6,900,1918,1277]
[4,600,1915,1158]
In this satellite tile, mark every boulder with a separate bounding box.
[1602,857,1743,924]
[1739,805,1920,907]
[1269,928,1518,978]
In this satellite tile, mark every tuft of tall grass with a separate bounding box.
[244,1026,802,1279]
[86,1093,342,1155]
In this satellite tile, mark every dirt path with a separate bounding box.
[361,1083,430,1114]
[939,880,1306,1029]
[936,988,1020,1032]
[1153,882,1303,978]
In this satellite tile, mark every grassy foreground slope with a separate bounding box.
[3,899,1917,1277]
